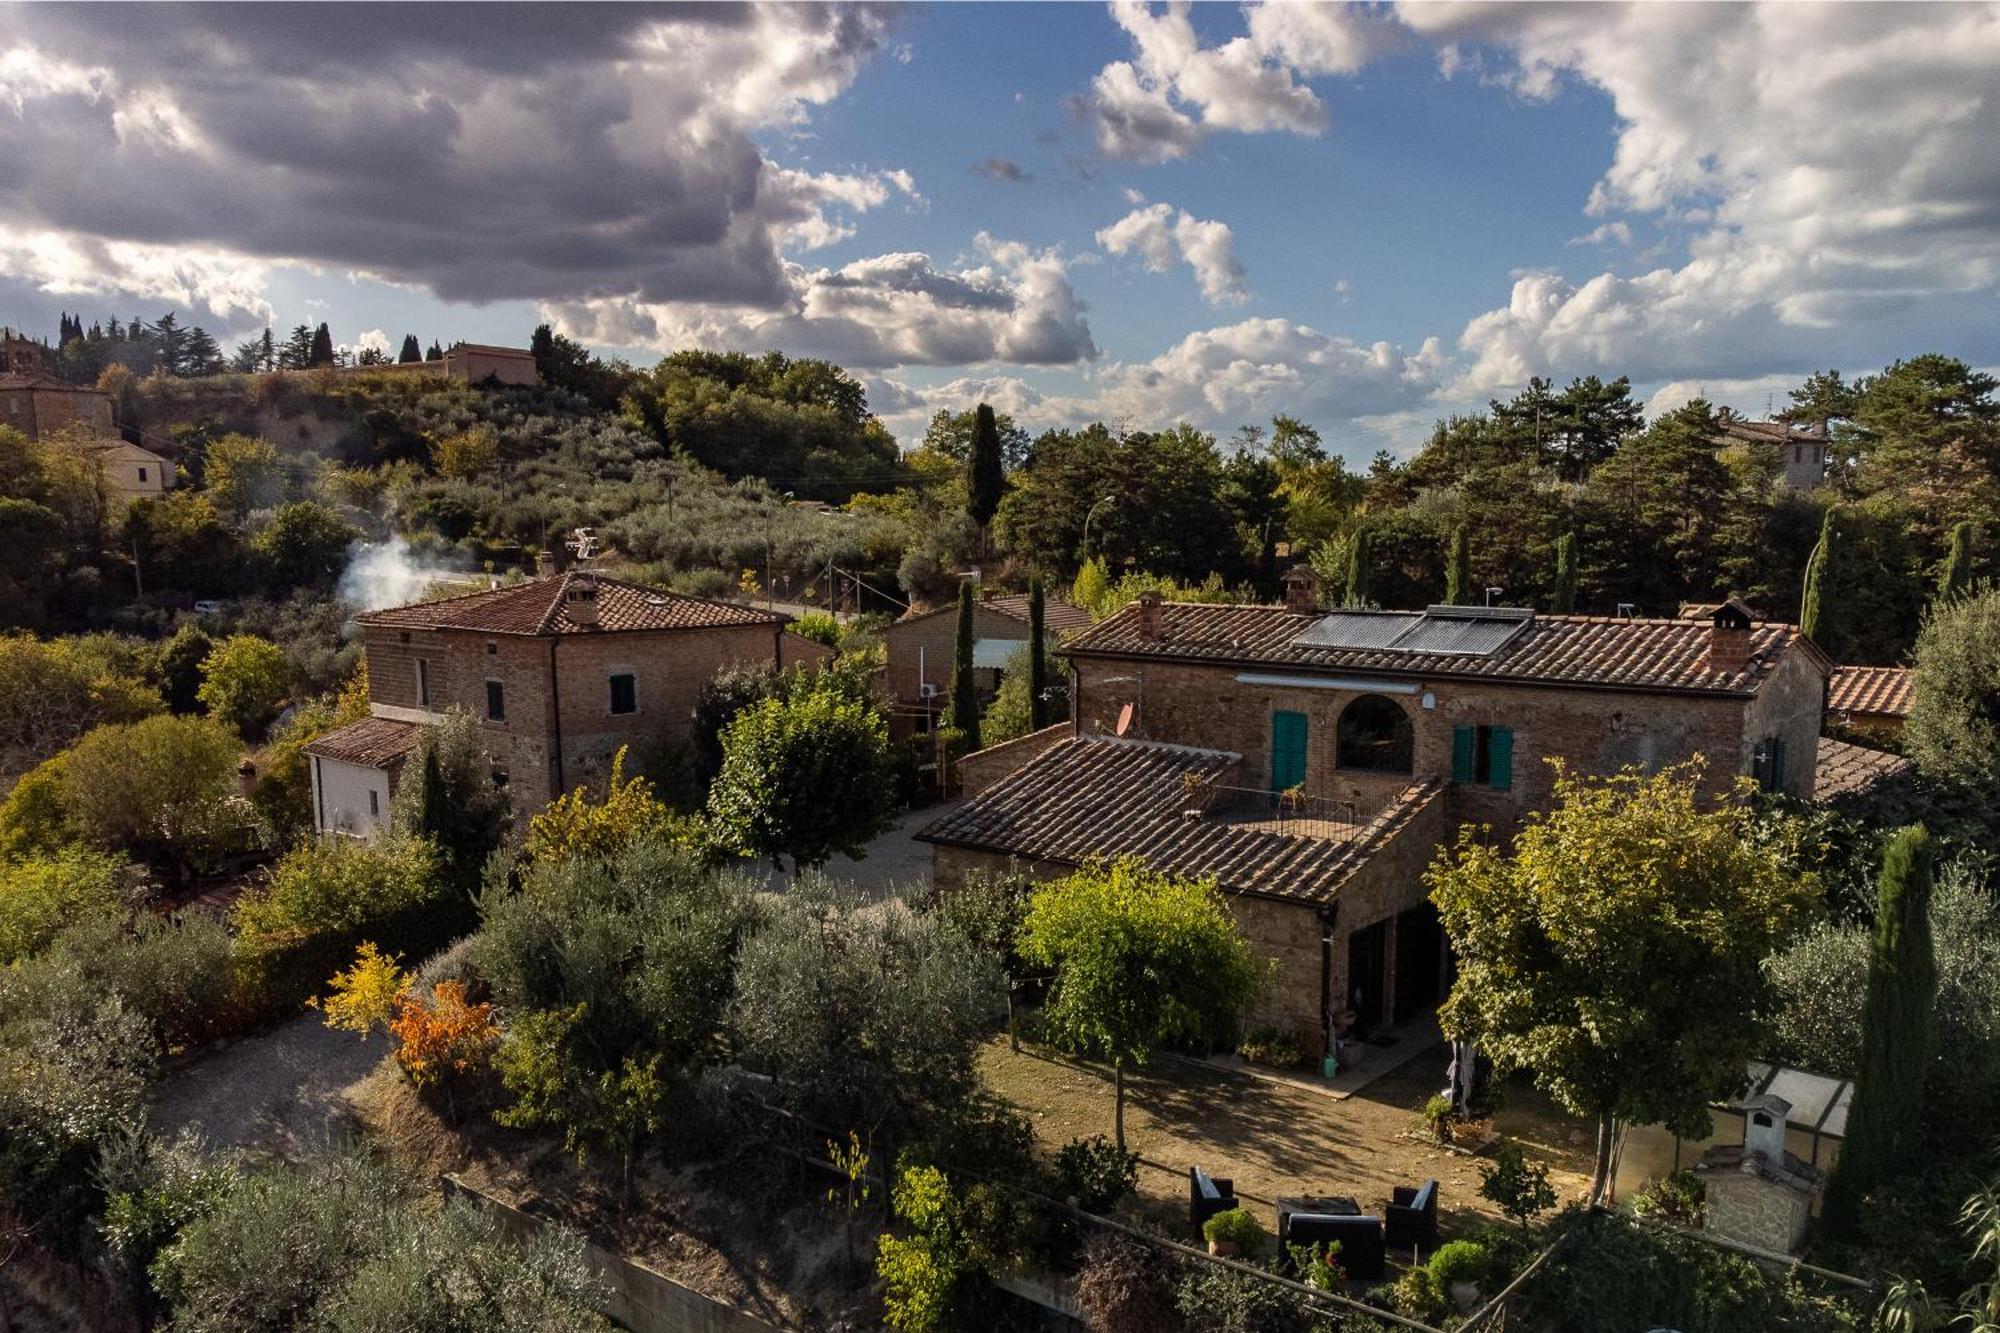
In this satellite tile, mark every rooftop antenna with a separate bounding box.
[1485,586,1504,607]
[565,527,599,565]
[1616,602,1636,619]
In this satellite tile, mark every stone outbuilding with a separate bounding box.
[882,589,1090,739]
[1694,1093,1824,1255]
[1826,664,1913,743]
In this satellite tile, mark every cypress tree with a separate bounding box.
[1552,531,1579,613]
[1445,524,1471,605]
[1343,526,1372,608]
[426,341,444,361]
[1822,824,1937,1236]
[1938,520,1976,603]
[950,580,981,748]
[1801,506,1836,644]
[1028,576,1049,731]
[398,334,422,364]
[308,322,335,367]
[967,402,1005,531]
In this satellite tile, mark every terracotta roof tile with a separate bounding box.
[1814,736,1914,802]
[916,734,1442,905]
[354,572,783,637]
[303,716,424,769]
[1066,601,1819,696]
[1827,665,1913,718]
[982,594,1094,634]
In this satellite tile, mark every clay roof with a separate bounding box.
[915,733,1443,905]
[1814,736,1914,802]
[1716,417,1827,445]
[894,594,1093,636]
[0,373,104,394]
[1827,665,1913,718]
[1065,601,1823,697]
[304,716,423,769]
[354,572,783,637]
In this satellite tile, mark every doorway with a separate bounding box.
[1347,920,1389,1031]
[1393,903,1446,1018]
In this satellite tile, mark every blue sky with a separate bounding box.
[2,3,1995,461]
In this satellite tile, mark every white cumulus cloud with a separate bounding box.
[1096,201,1250,306]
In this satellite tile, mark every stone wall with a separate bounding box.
[1702,1170,1813,1255]
[955,722,1071,796]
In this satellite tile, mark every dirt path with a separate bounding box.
[150,1012,384,1153]
[744,800,958,901]
[978,1037,1594,1238]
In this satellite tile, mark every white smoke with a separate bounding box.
[338,538,470,611]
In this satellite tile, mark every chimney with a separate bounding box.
[236,760,258,799]
[1708,598,1754,673]
[1282,564,1320,615]
[536,550,555,579]
[1135,589,1164,639]
[564,572,599,629]
[1742,1093,1790,1164]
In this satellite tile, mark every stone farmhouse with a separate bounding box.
[344,342,540,387]
[920,572,1833,1066]
[882,589,1091,738]
[3,329,173,510]
[305,570,830,837]
[1824,664,1912,743]
[1713,411,1831,493]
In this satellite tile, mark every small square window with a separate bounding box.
[485,642,497,655]
[485,679,505,722]
[609,672,637,715]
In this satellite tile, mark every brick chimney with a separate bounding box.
[536,549,555,580]
[1135,589,1164,639]
[1708,598,1755,673]
[564,572,600,629]
[1282,564,1320,615]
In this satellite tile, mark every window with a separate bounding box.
[609,672,638,715]
[1270,710,1308,792]
[368,790,379,817]
[1337,695,1414,774]
[416,658,430,707]
[137,467,148,483]
[1451,725,1514,790]
[485,679,505,722]
[1752,735,1787,793]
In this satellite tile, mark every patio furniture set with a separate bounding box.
[1191,1166,1439,1282]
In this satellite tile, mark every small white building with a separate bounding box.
[74,437,173,512]
[304,715,423,839]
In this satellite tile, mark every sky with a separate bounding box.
[1,2,1996,462]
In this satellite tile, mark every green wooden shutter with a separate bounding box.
[1488,726,1514,790]
[1451,725,1475,783]
[1768,736,1786,793]
[1271,710,1308,792]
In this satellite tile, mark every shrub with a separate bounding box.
[235,836,442,941]
[196,634,291,737]
[0,756,80,857]
[388,980,497,1090]
[1237,1026,1306,1070]
[790,610,841,646]
[523,746,687,867]
[877,1160,972,1333]
[317,941,408,1037]
[1074,1233,1176,1333]
[98,1127,237,1311]
[1201,1206,1266,1252]
[1394,1265,1452,1322]
[1428,1238,1492,1288]
[1630,1170,1706,1227]
[0,848,131,962]
[1480,1142,1558,1230]
[1054,1135,1139,1213]
[54,714,249,873]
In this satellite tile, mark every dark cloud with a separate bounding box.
[0,3,901,311]
[970,156,1033,184]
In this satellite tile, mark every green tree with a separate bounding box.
[127,492,246,593]
[1783,368,1859,434]
[0,496,64,625]
[877,1160,972,1333]
[706,676,897,871]
[158,625,214,714]
[390,710,512,893]
[1343,524,1373,608]
[918,405,1030,469]
[197,634,291,737]
[1429,760,1815,1203]
[276,324,314,370]
[203,433,285,521]
[1445,523,1470,604]
[55,714,244,874]
[252,499,360,589]
[967,402,1005,531]
[1905,587,2000,791]
[0,633,162,772]
[1800,506,1835,644]
[1028,576,1050,731]
[1938,520,1977,603]
[1846,355,1999,511]
[397,334,421,364]
[949,580,980,746]
[1823,825,1938,1236]
[980,640,1067,745]
[308,322,335,367]
[1019,858,1266,1150]
[1552,531,1579,613]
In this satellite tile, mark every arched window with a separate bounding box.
[1337,695,1414,774]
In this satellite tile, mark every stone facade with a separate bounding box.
[361,618,802,824]
[884,601,1030,735]
[1697,1149,1818,1255]
[1,377,117,442]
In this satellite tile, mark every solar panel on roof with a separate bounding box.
[1290,611,1416,650]
[1392,614,1530,656]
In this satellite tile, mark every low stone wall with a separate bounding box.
[441,1175,781,1333]
[956,722,1071,796]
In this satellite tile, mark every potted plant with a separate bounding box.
[1201,1206,1265,1258]
[1287,1239,1345,1291]
[1427,1239,1491,1313]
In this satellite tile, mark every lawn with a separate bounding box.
[977,1036,1595,1240]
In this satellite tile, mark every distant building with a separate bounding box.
[306,570,831,836]
[66,436,173,512]
[1714,411,1830,493]
[346,342,539,387]
[882,589,1091,738]
[1825,664,1913,742]
[1,328,118,442]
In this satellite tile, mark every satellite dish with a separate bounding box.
[1115,702,1134,737]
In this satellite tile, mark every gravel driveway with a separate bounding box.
[744,799,958,901]
[151,1013,382,1153]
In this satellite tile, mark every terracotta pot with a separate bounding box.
[1208,1239,1240,1258]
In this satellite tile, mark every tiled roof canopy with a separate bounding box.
[1827,665,1914,718]
[304,716,423,769]
[1066,601,1819,696]
[916,734,1441,905]
[354,572,784,637]
[1814,736,1914,802]
[895,594,1094,635]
